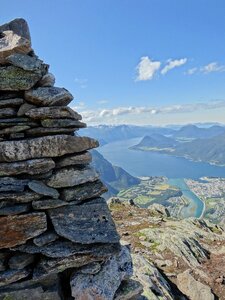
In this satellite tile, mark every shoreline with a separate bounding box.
[131,147,225,168]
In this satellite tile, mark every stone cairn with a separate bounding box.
[0,19,137,299]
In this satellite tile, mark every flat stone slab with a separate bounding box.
[0,268,30,287]
[0,212,47,249]
[32,199,67,210]
[0,158,55,176]
[0,117,38,128]
[25,87,73,106]
[16,240,121,258]
[0,204,30,216]
[0,191,42,203]
[0,66,42,91]
[38,72,55,87]
[25,127,77,137]
[55,151,92,168]
[60,180,107,202]
[28,181,59,199]
[0,177,29,192]
[26,106,81,120]
[33,243,120,280]
[0,125,30,135]
[6,53,48,75]
[0,108,17,118]
[0,135,98,162]
[0,98,23,108]
[41,119,86,128]
[48,198,120,244]
[47,166,99,188]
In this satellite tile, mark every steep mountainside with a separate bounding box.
[173,124,225,139]
[132,134,177,150]
[110,200,225,299]
[174,132,225,165]
[91,150,140,197]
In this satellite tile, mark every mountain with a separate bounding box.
[132,134,178,150]
[80,124,175,144]
[110,200,225,299]
[174,132,225,165]
[91,150,140,197]
[173,124,225,139]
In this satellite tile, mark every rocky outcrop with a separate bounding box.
[0,18,137,299]
[110,200,225,299]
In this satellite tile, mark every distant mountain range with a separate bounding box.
[91,150,140,198]
[80,123,225,145]
[133,130,225,166]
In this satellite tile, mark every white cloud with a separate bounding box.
[136,56,161,81]
[161,58,187,75]
[201,62,225,74]
[78,99,225,124]
[186,67,198,75]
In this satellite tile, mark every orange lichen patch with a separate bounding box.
[0,212,47,249]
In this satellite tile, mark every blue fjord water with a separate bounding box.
[98,138,225,218]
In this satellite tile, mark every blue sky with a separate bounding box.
[1,0,225,125]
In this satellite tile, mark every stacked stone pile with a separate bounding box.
[0,19,138,299]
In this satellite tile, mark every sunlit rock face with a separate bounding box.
[0,18,137,299]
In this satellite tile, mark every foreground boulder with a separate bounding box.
[0,18,135,299]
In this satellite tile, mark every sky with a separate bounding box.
[1,0,225,125]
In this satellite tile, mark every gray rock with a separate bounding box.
[48,198,120,244]
[17,102,36,116]
[114,279,143,300]
[0,29,31,64]
[41,118,86,128]
[0,117,38,128]
[0,212,47,249]
[0,268,30,287]
[28,180,59,199]
[0,98,23,108]
[80,262,101,275]
[6,53,48,75]
[55,151,92,168]
[0,285,61,300]
[38,72,55,87]
[0,18,31,41]
[0,135,98,162]
[0,108,17,117]
[33,231,59,247]
[9,253,34,270]
[46,166,99,188]
[148,203,170,217]
[0,191,42,203]
[16,240,120,258]
[0,204,30,216]
[33,243,120,280]
[26,106,82,120]
[25,127,77,137]
[0,177,28,192]
[60,180,107,202]
[0,158,55,176]
[70,246,132,300]
[32,199,67,210]
[0,66,43,91]
[25,87,73,106]
[0,125,30,135]
[177,270,215,300]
